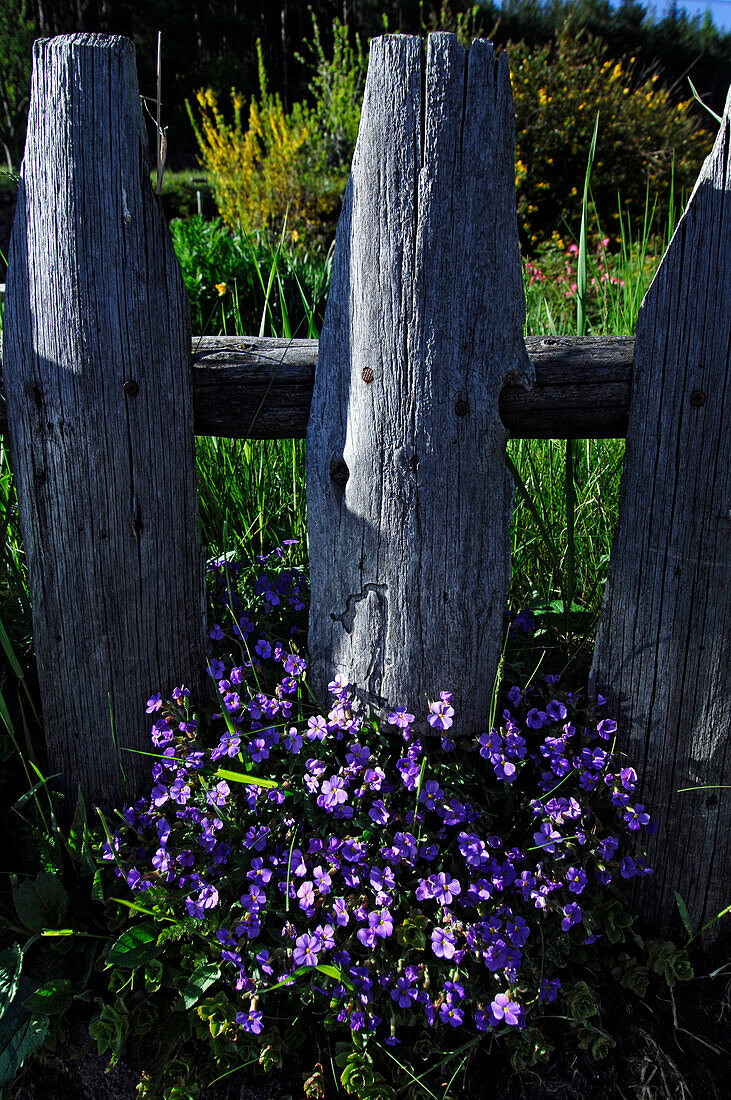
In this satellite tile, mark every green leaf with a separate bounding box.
[0,946,23,1024]
[213,767,279,788]
[257,965,309,994]
[13,873,68,932]
[180,963,221,1009]
[0,1001,49,1086]
[674,891,694,940]
[315,964,354,990]
[22,978,74,1016]
[106,922,158,969]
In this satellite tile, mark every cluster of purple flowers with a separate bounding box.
[104,657,654,1051]
[100,549,654,1050]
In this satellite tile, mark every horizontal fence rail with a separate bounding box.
[0,335,634,440]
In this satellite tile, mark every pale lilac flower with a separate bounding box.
[431,928,456,959]
[293,933,320,966]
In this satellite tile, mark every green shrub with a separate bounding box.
[187,18,365,248]
[510,25,712,245]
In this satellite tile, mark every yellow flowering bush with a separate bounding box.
[188,20,365,246]
[509,26,713,244]
[187,43,312,238]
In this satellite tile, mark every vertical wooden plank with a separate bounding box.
[307,33,531,730]
[2,35,208,809]
[591,87,731,939]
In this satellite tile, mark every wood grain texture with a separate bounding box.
[0,335,635,439]
[306,34,531,729]
[1,35,208,809]
[591,87,731,939]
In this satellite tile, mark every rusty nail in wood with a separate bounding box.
[362,367,374,384]
[123,380,139,397]
[690,389,706,407]
[455,400,469,417]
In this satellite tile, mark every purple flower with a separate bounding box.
[151,782,169,808]
[346,743,371,766]
[314,923,335,951]
[596,836,619,861]
[430,872,461,906]
[526,708,547,729]
[391,976,417,1008]
[387,707,415,729]
[565,867,587,894]
[419,779,444,809]
[546,699,568,722]
[620,856,638,879]
[185,883,219,919]
[431,928,456,959]
[619,767,638,791]
[368,800,390,825]
[320,776,348,810]
[209,624,224,641]
[283,653,306,676]
[145,694,162,714]
[538,978,561,1003]
[332,898,349,926]
[561,902,582,931]
[313,866,332,894]
[328,674,349,696]
[236,1008,264,1034]
[532,821,562,853]
[369,908,394,939]
[247,858,272,883]
[624,804,650,830]
[439,1003,464,1026]
[293,933,320,967]
[428,694,455,731]
[297,881,316,910]
[490,993,521,1026]
[507,686,522,704]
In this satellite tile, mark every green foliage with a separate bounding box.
[12,872,68,932]
[105,923,159,969]
[0,0,35,171]
[509,24,711,245]
[168,214,329,339]
[189,15,365,246]
[88,999,128,1059]
[646,939,693,988]
[335,1037,394,1097]
[0,994,49,1085]
[564,979,600,1022]
[153,172,217,223]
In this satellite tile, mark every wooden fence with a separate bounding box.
[1,33,728,942]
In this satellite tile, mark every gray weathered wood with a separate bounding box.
[0,335,635,439]
[591,87,731,939]
[306,34,531,727]
[1,35,208,809]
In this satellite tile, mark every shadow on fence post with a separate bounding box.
[591,86,731,943]
[1,34,208,811]
[307,33,531,731]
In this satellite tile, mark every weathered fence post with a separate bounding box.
[591,88,731,940]
[2,35,208,809]
[307,34,531,729]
